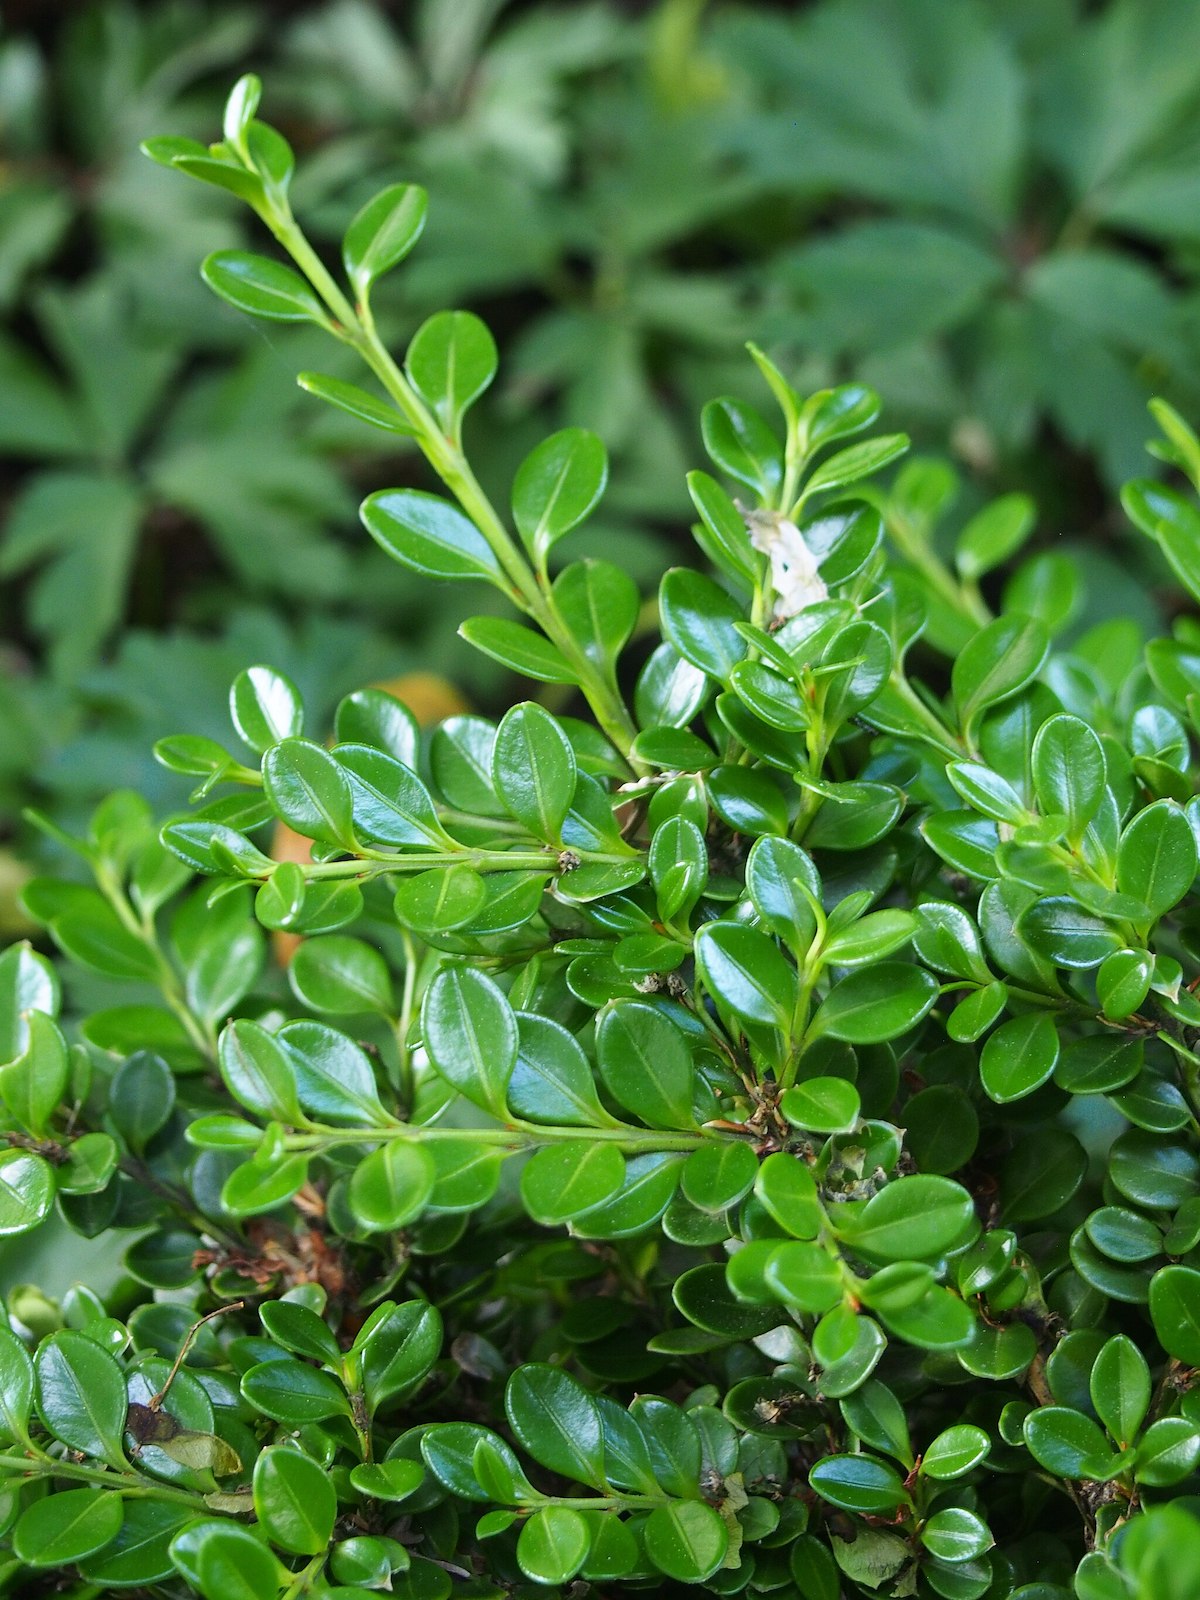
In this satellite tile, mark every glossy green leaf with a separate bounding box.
[343,182,427,296]
[513,428,608,562]
[288,936,393,1016]
[951,614,1049,737]
[458,615,576,684]
[0,1149,55,1237]
[810,962,938,1043]
[1116,800,1197,920]
[422,966,517,1117]
[517,1506,590,1584]
[595,1001,696,1130]
[506,1363,605,1487]
[262,738,355,846]
[837,1175,975,1262]
[349,1141,436,1231]
[406,310,497,436]
[241,1359,350,1425]
[361,489,503,583]
[809,1454,909,1515]
[201,250,328,324]
[1149,1265,1200,1365]
[979,1012,1059,1103]
[34,1332,128,1466]
[1023,1407,1112,1478]
[12,1488,123,1568]
[252,1446,337,1555]
[0,941,60,1063]
[492,702,576,840]
[780,1076,860,1133]
[520,1141,626,1225]
[643,1500,729,1583]
[1090,1334,1150,1446]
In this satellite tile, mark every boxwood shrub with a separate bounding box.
[2,77,1200,1599]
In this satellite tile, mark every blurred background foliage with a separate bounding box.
[5,0,1200,907]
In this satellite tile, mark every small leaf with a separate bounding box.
[520,1142,626,1226]
[348,1142,436,1231]
[644,1500,729,1583]
[34,1332,128,1466]
[595,1002,696,1130]
[288,936,393,1016]
[979,1012,1060,1103]
[1149,1265,1200,1365]
[459,616,577,684]
[517,1506,590,1584]
[343,183,428,296]
[13,1489,124,1568]
[951,614,1049,737]
[262,738,355,846]
[201,251,328,325]
[0,1149,55,1237]
[406,310,497,437]
[955,494,1036,580]
[229,665,303,753]
[361,488,503,583]
[513,428,608,562]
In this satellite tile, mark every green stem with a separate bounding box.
[271,206,643,767]
[282,1123,710,1155]
[95,868,214,1061]
[0,1451,205,1512]
[885,509,991,630]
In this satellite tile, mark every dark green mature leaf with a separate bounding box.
[506,1364,605,1487]
[253,1445,337,1555]
[263,738,355,846]
[951,614,1049,736]
[279,1020,390,1125]
[810,1454,909,1515]
[13,1489,123,1569]
[0,1323,34,1442]
[459,616,577,684]
[695,921,796,1033]
[979,1012,1059,1103]
[1149,1266,1200,1365]
[1116,800,1197,920]
[422,966,517,1117]
[644,1500,729,1583]
[242,1359,350,1424]
[492,702,576,841]
[520,1142,626,1226]
[34,1333,128,1466]
[288,935,393,1016]
[517,1506,590,1584]
[836,1176,975,1262]
[349,1141,436,1231]
[1023,1408,1112,1478]
[810,963,938,1043]
[595,1001,696,1130]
